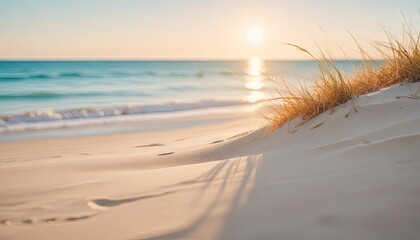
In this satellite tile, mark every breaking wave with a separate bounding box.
[0,99,246,133]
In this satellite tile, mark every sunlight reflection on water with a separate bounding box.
[245,57,268,103]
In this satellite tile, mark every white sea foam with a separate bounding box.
[0,99,246,133]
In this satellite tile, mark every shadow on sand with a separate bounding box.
[144,154,264,239]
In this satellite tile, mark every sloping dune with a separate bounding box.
[1,82,419,240]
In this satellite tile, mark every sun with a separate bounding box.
[246,28,264,45]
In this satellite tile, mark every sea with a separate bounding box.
[0,59,377,139]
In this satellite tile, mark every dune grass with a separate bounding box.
[269,27,420,131]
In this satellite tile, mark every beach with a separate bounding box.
[1,82,419,240]
[2,0,420,239]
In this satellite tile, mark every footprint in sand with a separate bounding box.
[135,143,165,148]
[65,215,91,222]
[21,218,36,224]
[227,131,252,140]
[1,160,16,164]
[157,152,175,156]
[87,191,172,210]
[8,215,94,225]
[42,218,58,223]
[209,131,252,144]
[1,219,12,226]
[210,140,224,144]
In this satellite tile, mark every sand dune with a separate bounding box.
[1,82,419,239]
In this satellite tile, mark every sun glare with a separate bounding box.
[246,28,264,45]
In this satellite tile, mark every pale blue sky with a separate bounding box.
[0,0,418,59]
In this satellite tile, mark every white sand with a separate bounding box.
[1,82,419,240]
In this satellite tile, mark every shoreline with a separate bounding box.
[0,104,258,142]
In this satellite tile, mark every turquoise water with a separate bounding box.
[0,60,376,133]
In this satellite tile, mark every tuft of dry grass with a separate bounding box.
[269,26,420,131]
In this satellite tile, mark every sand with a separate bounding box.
[1,82,420,240]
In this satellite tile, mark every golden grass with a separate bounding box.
[269,27,420,131]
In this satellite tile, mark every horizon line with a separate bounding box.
[0,57,385,62]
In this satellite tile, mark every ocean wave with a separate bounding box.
[0,72,95,81]
[0,92,133,100]
[109,71,157,77]
[0,74,52,81]
[0,99,245,133]
[0,70,244,82]
[59,72,89,78]
[0,92,61,99]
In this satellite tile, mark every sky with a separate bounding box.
[0,0,419,60]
